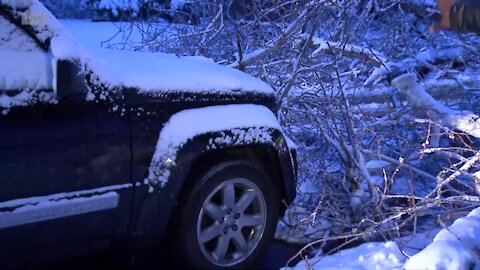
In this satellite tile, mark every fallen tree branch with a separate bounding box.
[311,37,387,67]
[362,149,437,181]
[229,3,314,69]
[392,73,480,138]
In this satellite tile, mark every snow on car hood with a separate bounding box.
[50,27,274,95]
[53,24,275,95]
[79,48,275,95]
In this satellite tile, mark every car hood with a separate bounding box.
[49,33,276,100]
[85,48,275,97]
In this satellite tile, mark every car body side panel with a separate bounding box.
[0,96,134,267]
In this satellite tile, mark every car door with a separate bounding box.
[0,16,133,267]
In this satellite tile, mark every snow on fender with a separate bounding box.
[145,104,289,191]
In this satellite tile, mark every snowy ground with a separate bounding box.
[285,206,480,270]
[285,230,439,270]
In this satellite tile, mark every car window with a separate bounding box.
[0,15,55,114]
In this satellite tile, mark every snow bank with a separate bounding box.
[286,231,437,270]
[146,104,283,189]
[404,207,480,270]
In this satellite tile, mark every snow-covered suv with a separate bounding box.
[0,1,297,269]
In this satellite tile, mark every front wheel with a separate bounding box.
[173,160,280,269]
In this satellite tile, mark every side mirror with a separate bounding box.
[55,60,86,98]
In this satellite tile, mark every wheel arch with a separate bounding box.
[175,144,287,219]
[133,128,297,238]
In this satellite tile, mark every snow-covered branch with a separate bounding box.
[392,73,480,138]
[229,4,313,69]
[195,3,224,55]
[362,149,437,181]
[311,37,388,67]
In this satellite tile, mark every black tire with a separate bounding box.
[173,160,280,269]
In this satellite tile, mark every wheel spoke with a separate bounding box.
[199,224,222,244]
[239,214,263,228]
[231,231,248,253]
[222,182,235,208]
[213,235,230,261]
[204,202,224,220]
[236,189,256,212]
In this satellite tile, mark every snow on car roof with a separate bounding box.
[0,0,274,95]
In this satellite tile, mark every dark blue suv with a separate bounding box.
[0,1,297,269]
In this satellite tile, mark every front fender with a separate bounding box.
[133,105,297,236]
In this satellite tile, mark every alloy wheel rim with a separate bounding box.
[196,178,267,267]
